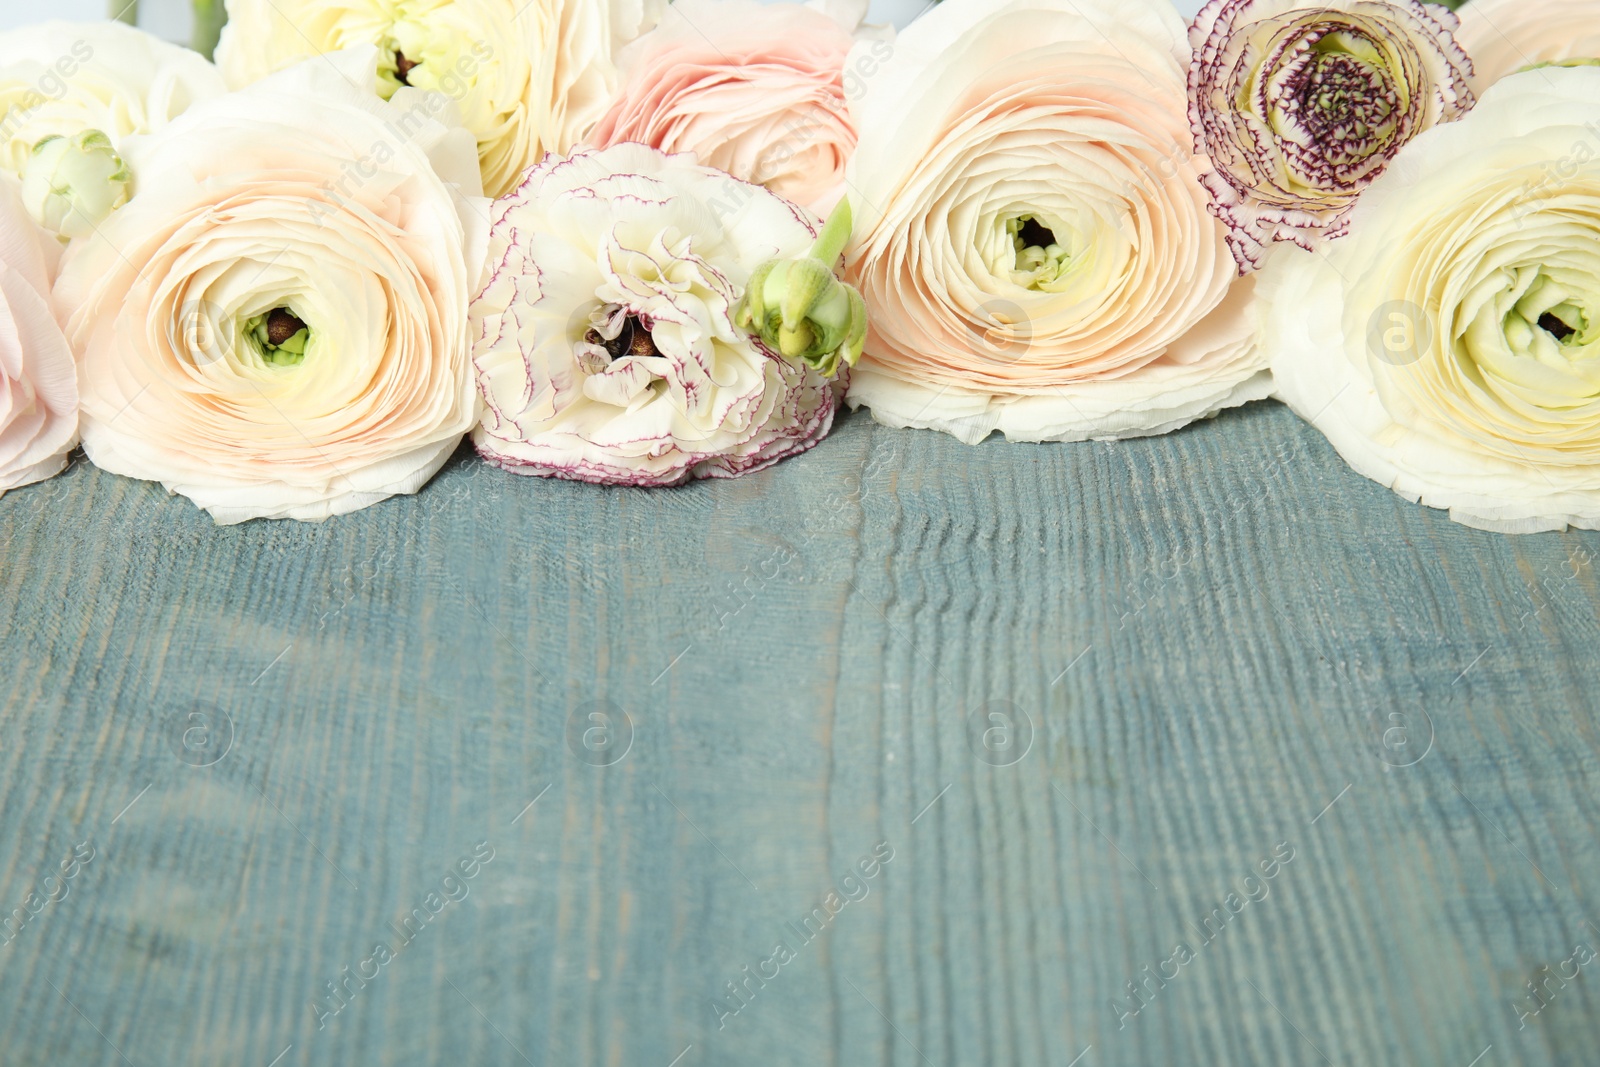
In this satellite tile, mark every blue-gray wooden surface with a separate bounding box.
[1,401,1597,1067]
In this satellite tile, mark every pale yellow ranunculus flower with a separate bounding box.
[1263,66,1600,532]
[217,0,665,197]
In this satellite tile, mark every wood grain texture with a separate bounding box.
[1,400,1597,1067]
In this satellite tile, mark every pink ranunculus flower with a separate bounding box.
[0,180,75,495]
[843,0,1268,445]
[588,0,878,217]
[55,49,487,524]
[1457,0,1600,92]
[470,143,843,486]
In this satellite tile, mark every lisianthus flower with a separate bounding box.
[0,181,75,495]
[471,143,844,486]
[54,49,488,524]
[1457,0,1600,92]
[843,0,1268,445]
[216,0,665,197]
[588,0,879,216]
[1189,0,1474,270]
[0,20,225,238]
[1264,66,1600,532]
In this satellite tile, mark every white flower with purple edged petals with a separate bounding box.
[1188,0,1474,270]
[470,143,843,486]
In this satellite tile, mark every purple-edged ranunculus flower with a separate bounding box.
[1188,0,1474,270]
[470,143,844,486]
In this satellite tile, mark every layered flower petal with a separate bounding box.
[0,180,75,494]
[1189,0,1474,270]
[54,49,488,524]
[1457,0,1600,92]
[589,0,878,216]
[216,0,665,197]
[1264,66,1600,532]
[843,0,1268,444]
[471,143,843,486]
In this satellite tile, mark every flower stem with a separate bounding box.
[109,0,138,25]
[192,0,228,60]
[810,198,853,267]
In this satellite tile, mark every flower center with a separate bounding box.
[1539,311,1579,344]
[394,50,419,86]
[576,306,664,375]
[245,307,311,367]
[1275,29,1405,180]
[1009,215,1070,288]
[585,316,660,360]
[1299,54,1392,146]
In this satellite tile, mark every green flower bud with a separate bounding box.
[21,130,132,240]
[735,199,868,378]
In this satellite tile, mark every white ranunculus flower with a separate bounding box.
[842,0,1267,446]
[1457,0,1600,92]
[216,0,665,197]
[0,180,75,495]
[1264,66,1600,532]
[0,21,224,235]
[55,48,488,524]
[471,143,843,485]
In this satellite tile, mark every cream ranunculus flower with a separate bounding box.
[843,0,1267,445]
[1457,0,1600,92]
[471,143,843,485]
[1264,66,1600,532]
[216,0,665,197]
[55,48,488,524]
[0,20,225,238]
[0,180,76,494]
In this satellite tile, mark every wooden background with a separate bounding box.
[1,400,1596,1067]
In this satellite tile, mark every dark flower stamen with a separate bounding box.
[1016,217,1056,249]
[395,51,419,85]
[585,315,660,360]
[1539,312,1577,343]
[267,307,306,346]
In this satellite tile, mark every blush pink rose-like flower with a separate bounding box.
[0,180,75,495]
[588,0,877,216]
[55,49,488,524]
[1457,0,1600,92]
[843,0,1268,445]
[470,143,843,486]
